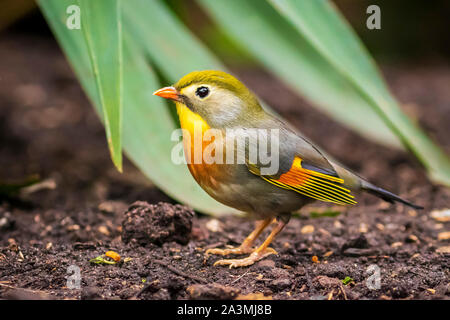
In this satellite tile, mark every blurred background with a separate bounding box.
[170,0,450,63]
[6,0,450,61]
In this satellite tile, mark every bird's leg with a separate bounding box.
[213,214,290,268]
[205,217,273,256]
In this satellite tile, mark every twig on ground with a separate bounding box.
[153,259,208,284]
[231,270,250,284]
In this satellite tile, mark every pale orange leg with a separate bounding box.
[212,218,289,268]
[205,218,273,256]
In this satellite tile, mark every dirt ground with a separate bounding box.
[0,34,449,300]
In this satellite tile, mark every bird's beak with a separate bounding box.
[153,86,181,102]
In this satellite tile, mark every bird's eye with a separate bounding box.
[195,86,209,98]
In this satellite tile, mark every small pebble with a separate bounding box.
[97,225,110,236]
[430,209,450,222]
[205,219,223,233]
[436,246,450,254]
[301,225,314,234]
[438,231,450,241]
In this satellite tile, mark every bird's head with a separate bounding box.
[153,70,263,127]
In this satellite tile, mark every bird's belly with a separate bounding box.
[188,162,310,216]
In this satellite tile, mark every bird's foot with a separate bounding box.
[205,245,254,256]
[212,247,277,268]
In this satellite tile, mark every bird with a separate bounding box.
[153,70,422,268]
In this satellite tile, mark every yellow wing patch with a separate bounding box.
[262,157,357,206]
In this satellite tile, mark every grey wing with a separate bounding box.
[243,115,339,178]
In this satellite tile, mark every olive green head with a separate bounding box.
[154,70,263,127]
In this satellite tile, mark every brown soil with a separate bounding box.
[0,34,449,300]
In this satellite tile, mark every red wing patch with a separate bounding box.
[261,157,356,205]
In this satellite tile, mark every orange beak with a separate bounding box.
[153,86,181,102]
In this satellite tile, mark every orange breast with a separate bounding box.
[176,103,227,189]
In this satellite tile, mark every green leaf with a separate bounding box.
[266,0,450,186]
[342,276,354,285]
[89,255,117,265]
[78,0,123,172]
[197,0,400,148]
[122,0,224,82]
[38,0,234,215]
[38,0,97,104]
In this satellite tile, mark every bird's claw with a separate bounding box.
[205,246,253,257]
[212,248,278,268]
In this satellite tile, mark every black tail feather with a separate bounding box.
[363,183,423,210]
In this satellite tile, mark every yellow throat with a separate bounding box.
[175,103,211,164]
